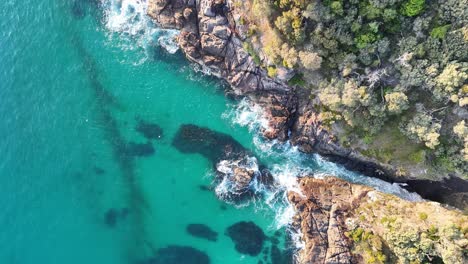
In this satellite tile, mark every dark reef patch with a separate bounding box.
[135,118,164,140]
[225,221,266,256]
[139,246,210,264]
[123,141,155,157]
[104,208,130,227]
[172,124,246,163]
[172,124,274,202]
[93,166,105,175]
[71,0,86,19]
[198,185,213,192]
[186,224,218,242]
[270,245,293,264]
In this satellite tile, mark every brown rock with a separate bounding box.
[200,33,227,56]
[232,166,254,191]
[288,177,371,264]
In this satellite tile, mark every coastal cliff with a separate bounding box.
[147,0,467,210]
[288,177,468,264]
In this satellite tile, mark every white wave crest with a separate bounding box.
[224,98,270,132]
[313,155,423,202]
[214,156,261,201]
[101,0,179,54]
[223,96,423,246]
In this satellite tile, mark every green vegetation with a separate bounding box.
[430,24,451,39]
[267,66,277,77]
[287,73,306,87]
[418,212,428,221]
[346,228,387,264]
[401,0,426,17]
[234,0,468,176]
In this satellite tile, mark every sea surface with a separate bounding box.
[0,1,421,263]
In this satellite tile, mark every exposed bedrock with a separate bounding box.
[172,124,273,200]
[147,0,468,210]
[288,177,468,264]
[288,177,360,264]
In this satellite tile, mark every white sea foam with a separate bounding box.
[224,97,424,251]
[224,98,270,132]
[101,0,179,55]
[214,156,262,205]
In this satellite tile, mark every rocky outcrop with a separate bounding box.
[288,177,369,264]
[148,0,294,141]
[147,0,402,178]
[288,177,468,264]
[147,0,468,210]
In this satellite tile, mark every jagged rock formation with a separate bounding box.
[288,177,468,264]
[147,0,397,176]
[288,177,367,264]
[147,0,468,209]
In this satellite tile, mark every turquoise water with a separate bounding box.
[0,1,421,264]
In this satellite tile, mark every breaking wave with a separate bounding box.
[101,0,179,57]
[223,97,423,238]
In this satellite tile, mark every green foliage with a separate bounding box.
[363,134,374,144]
[360,1,382,20]
[409,149,425,163]
[288,73,306,87]
[355,32,380,49]
[267,66,277,77]
[239,0,468,174]
[430,24,451,39]
[401,0,425,17]
[330,1,344,16]
[401,111,441,149]
[426,225,440,241]
[418,212,428,221]
[274,8,305,44]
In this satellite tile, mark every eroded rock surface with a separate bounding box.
[288,177,367,264]
[147,0,468,209]
[172,124,272,201]
[148,0,294,141]
[288,177,468,264]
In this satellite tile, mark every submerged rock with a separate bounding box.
[172,124,246,163]
[71,0,86,19]
[173,124,273,201]
[93,166,105,175]
[225,221,266,256]
[270,245,293,264]
[140,245,210,264]
[144,0,468,211]
[104,208,130,227]
[198,185,213,192]
[135,119,164,140]
[124,141,155,157]
[186,223,218,241]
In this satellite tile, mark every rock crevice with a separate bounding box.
[147,0,468,209]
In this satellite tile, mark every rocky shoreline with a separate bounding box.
[147,0,467,210]
[288,177,468,264]
[145,1,468,263]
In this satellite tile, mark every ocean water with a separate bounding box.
[0,1,420,264]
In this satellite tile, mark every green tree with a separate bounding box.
[401,0,425,17]
[385,92,409,114]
